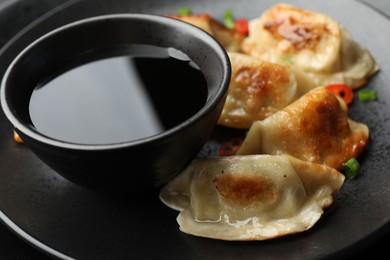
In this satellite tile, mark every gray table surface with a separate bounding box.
[0,0,389,259]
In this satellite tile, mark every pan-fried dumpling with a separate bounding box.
[217,52,298,129]
[168,14,245,52]
[237,86,369,171]
[242,3,379,90]
[159,154,344,241]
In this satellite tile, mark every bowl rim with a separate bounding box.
[0,13,231,150]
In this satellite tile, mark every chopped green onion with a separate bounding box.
[178,6,192,15]
[224,8,235,29]
[358,89,377,102]
[342,158,361,179]
[283,56,293,64]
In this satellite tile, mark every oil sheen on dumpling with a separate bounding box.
[217,52,298,129]
[237,86,369,171]
[159,154,344,241]
[241,3,379,91]
[168,14,245,52]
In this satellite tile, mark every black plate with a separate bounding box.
[1,0,390,259]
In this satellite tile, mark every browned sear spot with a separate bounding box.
[262,5,333,51]
[215,174,275,206]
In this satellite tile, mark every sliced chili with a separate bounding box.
[325,84,354,105]
[218,136,245,156]
[235,19,249,36]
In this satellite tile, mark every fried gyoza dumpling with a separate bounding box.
[242,3,379,91]
[217,52,298,129]
[159,154,344,241]
[237,86,369,171]
[169,14,245,52]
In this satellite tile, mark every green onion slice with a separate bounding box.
[342,158,361,179]
[358,89,377,102]
[224,8,235,29]
[178,6,192,15]
[283,56,293,64]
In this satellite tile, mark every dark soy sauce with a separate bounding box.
[29,44,208,144]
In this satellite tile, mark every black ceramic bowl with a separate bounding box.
[0,13,231,193]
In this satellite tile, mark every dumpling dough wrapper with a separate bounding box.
[237,86,369,171]
[159,154,344,241]
[218,52,298,129]
[242,3,379,91]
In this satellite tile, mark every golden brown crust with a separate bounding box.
[241,3,378,90]
[13,130,23,143]
[261,4,337,52]
[218,52,297,129]
[280,87,368,169]
[237,87,369,170]
[215,173,276,206]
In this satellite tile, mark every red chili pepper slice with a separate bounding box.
[218,136,245,156]
[235,19,249,36]
[325,84,354,105]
